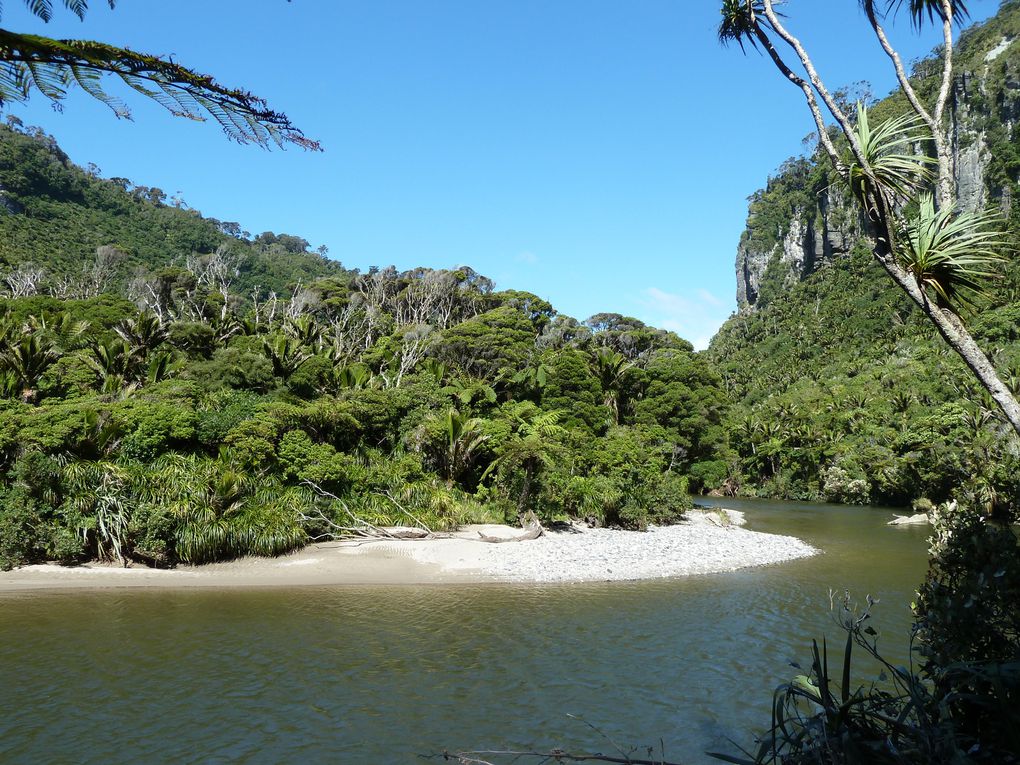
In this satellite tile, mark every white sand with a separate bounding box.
[353,510,817,583]
[0,508,817,592]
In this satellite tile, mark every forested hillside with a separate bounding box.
[0,122,343,299]
[6,1,1020,571]
[0,120,728,569]
[709,1,1020,509]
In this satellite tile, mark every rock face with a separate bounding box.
[736,187,857,309]
[736,33,1020,312]
[0,183,21,215]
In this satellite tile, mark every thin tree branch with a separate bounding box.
[862,6,935,128]
[751,25,842,169]
[762,0,869,170]
[300,480,400,539]
[934,0,957,208]
[377,490,435,533]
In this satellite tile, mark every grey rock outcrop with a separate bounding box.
[735,33,1020,312]
[736,187,858,311]
[0,183,20,215]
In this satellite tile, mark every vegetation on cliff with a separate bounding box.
[710,1,1020,514]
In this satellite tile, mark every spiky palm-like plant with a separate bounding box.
[844,104,933,209]
[718,0,770,52]
[145,351,174,386]
[24,311,90,351]
[128,455,309,563]
[588,347,634,425]
[86,338,143,393]
[1,333,59,401]
[62,459,132,565]
[883,0,969,29]
[439,408,489,485]
[114,313,167,358]
[898,194,1005,311]
[261,334,311,380]
[284,315,323,349]
[328,362,376,392]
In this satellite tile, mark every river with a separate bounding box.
[0,498,929,764]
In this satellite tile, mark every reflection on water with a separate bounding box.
[0,500,929,764]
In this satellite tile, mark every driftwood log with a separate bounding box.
[476,522,543,543]
[475,510,544,543]
[380,527,431,539]
[301,480,548,543]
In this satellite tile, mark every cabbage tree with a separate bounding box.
[719,0,1020,436]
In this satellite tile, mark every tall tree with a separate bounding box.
[587,346,633,425]
[718,0,1020,435]
[483,404,565,518]
[0,0,318,149]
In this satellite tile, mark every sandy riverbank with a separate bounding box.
[0,509,818,592]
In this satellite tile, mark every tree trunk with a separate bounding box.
[517,462,534,518]
[865,194,1020,436]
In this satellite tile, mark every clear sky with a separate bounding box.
[2,1,1000,349]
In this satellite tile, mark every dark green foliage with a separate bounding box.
[0,124,339,297]
[634,348,729,467]
[168,322,217,359]
[539,348,608,433]
[688,459,730,493]
[914,504,1020,760]
[0,126,725,567]
[435,305,538,379]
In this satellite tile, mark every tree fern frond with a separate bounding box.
[23,1,54,22]
[0,30,318,149]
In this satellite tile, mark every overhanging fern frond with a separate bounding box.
[1,1,117,23]
[0,29,319,149]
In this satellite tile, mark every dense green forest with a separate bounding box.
[4,2,1020,570]
[0,120,729,569]
[708,2,1020,512]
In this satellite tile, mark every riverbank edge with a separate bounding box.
[0,508,819,593]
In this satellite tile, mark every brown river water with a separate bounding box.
[0,498,929,764]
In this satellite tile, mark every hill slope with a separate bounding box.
[0,122,346,300]
[0,119,729,570]
[708,1,1020,508]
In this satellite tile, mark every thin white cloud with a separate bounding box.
[637,287,733,351]
[515,250,539,265]
[697,288,723,307]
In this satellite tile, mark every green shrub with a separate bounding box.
[0,489,46,570]
[689,459,729,493]
[914,502,1020,760]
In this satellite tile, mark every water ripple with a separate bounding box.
[0,502,927,764]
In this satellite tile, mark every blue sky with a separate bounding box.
[2,1,999,348]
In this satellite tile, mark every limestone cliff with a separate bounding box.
[735,8,1020,311]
